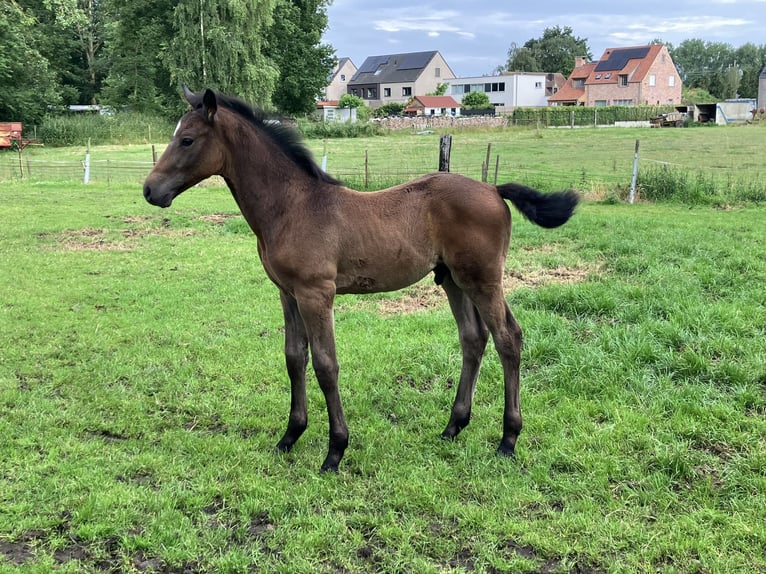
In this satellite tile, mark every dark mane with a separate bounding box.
[213,92,342,186]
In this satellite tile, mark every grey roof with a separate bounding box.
[349,51,439,85]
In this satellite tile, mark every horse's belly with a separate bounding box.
[335,261,434,294]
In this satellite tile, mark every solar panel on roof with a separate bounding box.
[398,52,434,70]
[595,47,650,72]
[358,55,389,74]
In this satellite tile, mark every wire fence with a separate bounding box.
[2,129,765,204]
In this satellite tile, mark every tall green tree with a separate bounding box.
[505,26,591,77]
[670,39,737,99]
[100,0,177,114]
[17,0,86,104]
[43,0,108,103]
[265,0,335,116]
[734,42,766,99]
[0,1,60,123]
[504,42,538,72]
[166,0,278,107]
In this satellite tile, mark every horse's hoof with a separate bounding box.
[496,442,516,458]
[320,462,339,474]
[440,429,457,441]
[274,439,294,454]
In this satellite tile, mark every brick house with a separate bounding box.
[549,44,682,107]
[347,51,455,108]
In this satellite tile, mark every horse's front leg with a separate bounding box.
[275,290,309,453]
[296,284,348,473]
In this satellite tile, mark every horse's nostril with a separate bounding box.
[143,184,151,200]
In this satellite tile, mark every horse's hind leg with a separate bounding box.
[441,273,490,440]
[275,290,309,453]
[473,288,523,456]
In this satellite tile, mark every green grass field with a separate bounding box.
[1,178,764,573]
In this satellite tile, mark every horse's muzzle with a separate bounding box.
[143,183,171,208]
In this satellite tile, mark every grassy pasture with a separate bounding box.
[1,178,765,573]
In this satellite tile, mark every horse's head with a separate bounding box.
[143,87,226,208]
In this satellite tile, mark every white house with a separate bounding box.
[445,72,565,112]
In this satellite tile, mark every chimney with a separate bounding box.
[575,57,586,69]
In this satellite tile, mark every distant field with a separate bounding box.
[2,122,766,203]
[1,180,764,573]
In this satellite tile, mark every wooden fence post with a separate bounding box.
[438,134,452,172]
[482,142,492,182]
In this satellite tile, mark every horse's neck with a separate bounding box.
[225,136,307,240]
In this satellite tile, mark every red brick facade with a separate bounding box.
[550,45,682,107]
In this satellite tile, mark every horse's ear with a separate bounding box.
[183,85,202,108]
[202,89,218,122]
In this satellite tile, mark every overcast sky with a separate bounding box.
[322,0,766,77]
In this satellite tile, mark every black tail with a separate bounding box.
[497,183,579,229]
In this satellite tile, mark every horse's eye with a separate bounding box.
[180,137,194,147]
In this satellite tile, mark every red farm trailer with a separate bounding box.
[0,122,39,149]
[0,122,24,148]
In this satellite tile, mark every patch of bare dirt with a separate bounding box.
[505,265,593,289]
[198,213,240,224]
[52,223,198,251]
[370,262,597,317]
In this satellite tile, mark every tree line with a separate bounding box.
[504,26,766,103]
[2,0,334,124]
[4,6,766,127]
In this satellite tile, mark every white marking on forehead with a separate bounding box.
[173,120,182,137]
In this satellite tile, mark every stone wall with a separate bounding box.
[374,115,508,131]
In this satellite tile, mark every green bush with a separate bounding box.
[638,166,766,205]
[39,112,175,146]
[512,105,677,127]
[296,118,383,139]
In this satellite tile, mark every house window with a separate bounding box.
[435,67,441,78]
[614,99,633,106]
[535,82,543,89]
[573,79,584,88]
[384,88,391,97]
[668,75,676,87]
[340,74,346,82]
[649,75,656,87]
[351,89,358,96]
[595,100,607,107]
[402,87,412,97]
[367,88,376,99]
[619,74,628,86]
